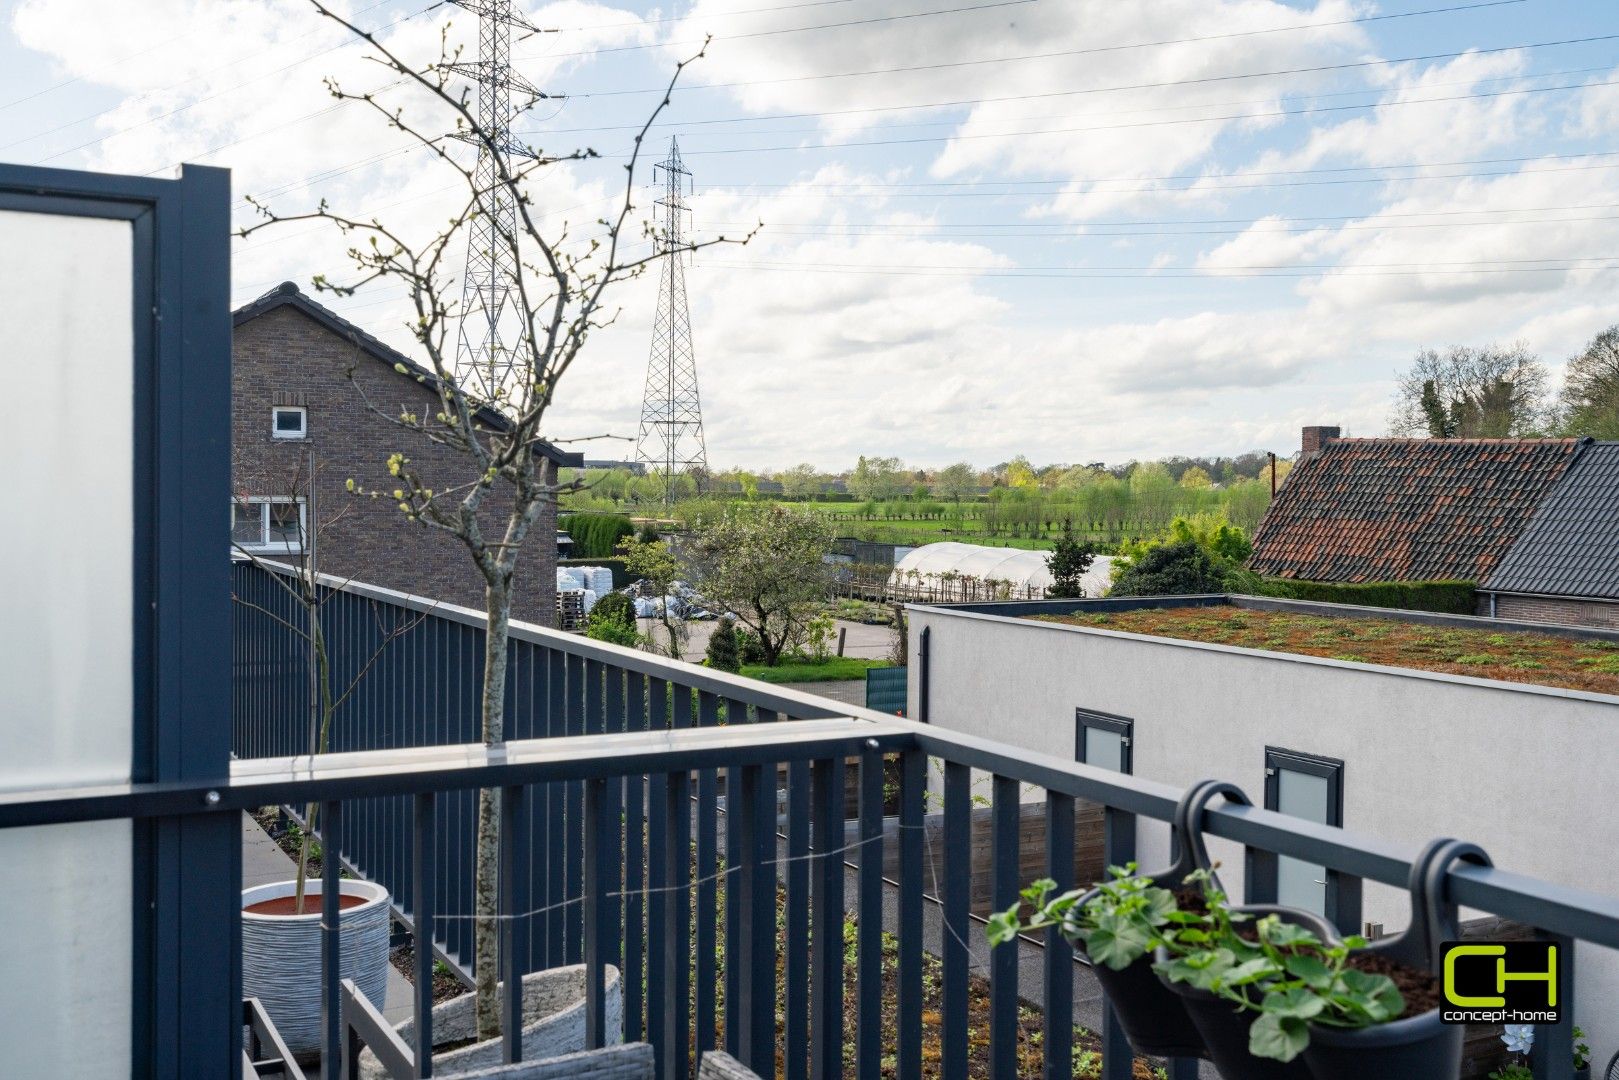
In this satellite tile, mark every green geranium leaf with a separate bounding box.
[1283,953,1333,989]
[1250,1013,1310,1062]
[1261,986,1327,1020]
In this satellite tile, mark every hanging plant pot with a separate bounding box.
[1299,838,1490,1080]
[1068,779,1261,1061]
[242,879,392,1058]
[1302,1007,1460,1079]
[1157,903,1336,1080]
[1082,913,1206,1059]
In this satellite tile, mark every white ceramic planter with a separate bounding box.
[359,963,623,1079]
[242,879,391,1056]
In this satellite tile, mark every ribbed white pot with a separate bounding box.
[242,879,391,1056]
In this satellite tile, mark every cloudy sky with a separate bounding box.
[4,0,1618,468]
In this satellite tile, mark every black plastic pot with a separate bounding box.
[1066,778,1250,1062]
[1158,903,1335,1080]
[1300,837,1492,1080]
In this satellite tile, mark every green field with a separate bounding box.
[739,657,892,683]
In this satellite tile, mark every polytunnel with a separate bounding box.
[887,541,1113,602]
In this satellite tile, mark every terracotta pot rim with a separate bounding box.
[241,878,390,922]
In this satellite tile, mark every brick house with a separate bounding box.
[232,281,581,626]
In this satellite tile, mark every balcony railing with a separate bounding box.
[5,561,1609,1078]
[8,707,1619,1079]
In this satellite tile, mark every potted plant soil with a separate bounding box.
[987,778,1254,1061]
[1157,835,1491,1080]
[242,875,392,1057]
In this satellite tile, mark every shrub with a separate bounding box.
[735,628,768,666]
[705,619,742,673]
[1110,540,1226,596]
[1260,578,1478,615]
[585,609,639,648]
[591,591,635,629]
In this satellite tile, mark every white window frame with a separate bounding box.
[231,496,306,554]
[271,406,307,440]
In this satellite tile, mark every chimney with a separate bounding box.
[1301,425,1340,455]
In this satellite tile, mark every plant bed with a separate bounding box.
[390,943,469,1006]
[357,964,623,1079]
[1031,608,1619,695]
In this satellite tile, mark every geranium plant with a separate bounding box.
[987,862,1178,969]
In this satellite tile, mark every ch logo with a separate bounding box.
[1441,941,1560,1023]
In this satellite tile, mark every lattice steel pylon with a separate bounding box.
[447,0,547,406]
[636,138,708,504]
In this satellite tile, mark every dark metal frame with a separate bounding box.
[1074,708,1134,774]
[1262,746,1361,934]
[0,161,236,1079]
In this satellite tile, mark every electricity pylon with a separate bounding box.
[447,0,549,405]
[636,138,709,503]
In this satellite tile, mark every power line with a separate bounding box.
[698,258,1619,278]
[640,76,1619,157]
[552,0,858,33]
[523,0,1040,60]
[563,0,1532,96]
[0,0,412,114]
[536,35,1619,133]
[13,1,445,162]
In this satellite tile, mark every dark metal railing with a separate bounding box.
[230,558,856,974]
[4,715,1618,1079]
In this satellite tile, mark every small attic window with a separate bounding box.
[272,406,307,439]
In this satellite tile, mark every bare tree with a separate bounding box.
[1559,325,1619,438]
[240,3,749,1038]
[232,451,426,914]
[1388,343,1550,437]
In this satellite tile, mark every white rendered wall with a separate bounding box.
[0,209,135,1078]
[911,604,1619,1066]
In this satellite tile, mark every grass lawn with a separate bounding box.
[740,657,893,683]
[1032,607,1619,695]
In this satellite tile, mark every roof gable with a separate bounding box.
[1248,438,1580,583]
[233,282,581,468]
[1482,441,1618,600]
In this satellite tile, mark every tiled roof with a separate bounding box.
[1482,441,1619,599]
[232,282,583,468]
[1247,438,1581,583]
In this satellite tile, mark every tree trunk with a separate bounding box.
[473,580,511,1041]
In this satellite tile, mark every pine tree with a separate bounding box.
[705,619,742,672]
[1046,528,1100,599]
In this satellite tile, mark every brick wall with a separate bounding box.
[232,304,558,626]
[1491,593,1619,630]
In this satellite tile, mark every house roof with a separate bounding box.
[1481,441,1619,600]
[1247,437,1582,583]
[233,281,583,468]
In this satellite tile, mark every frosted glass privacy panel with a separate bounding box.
[0,209,135,1078]
[0,209,134,790]
[1276,769,1331,915]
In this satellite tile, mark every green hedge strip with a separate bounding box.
[560,513,635,559]
[1262,578,1477,615]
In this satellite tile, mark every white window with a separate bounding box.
[271,406,307,440]
[231,497,305,553]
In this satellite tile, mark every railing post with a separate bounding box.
[940,762,970,1080]
[663,767,693,1080]
[696,692,721,1057]
[897,749,925,1080]
[856,746,885,1079]
[647,679,670,1063]
[1100,804,1135,1080]
[584,777,608,1051]
[1529,932,1575,1080]
[501,784,529,1062]
[1043,791,1075,1080]
[809,757,845,1080]
[320,799,344,1077]
[738,762,777,1078]
[989,776,1019,1080]
[625,671,648,1044]
[412,792,436,1078]
[784,758,812,1080]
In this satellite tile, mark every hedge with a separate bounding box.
[559,557,632,590]
[1263,578,1477,615]
[560,513,634,558]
